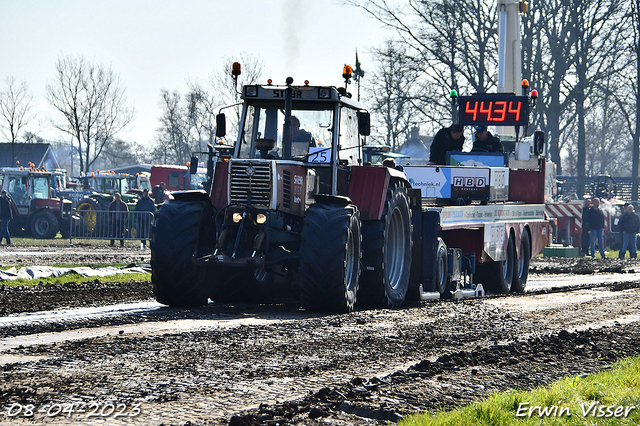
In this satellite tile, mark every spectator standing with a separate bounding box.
[618,204,640,259]
[0,190,12,245]
[585,198,606,259]
[134,189,156,248]
[581,198,592,256]
[152,182,166,204]
[429,123,465,165]
[109,193,128,247]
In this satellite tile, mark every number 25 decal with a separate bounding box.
[308,147,330,163]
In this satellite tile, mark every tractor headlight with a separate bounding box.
[256,213,267,224]
[232,212,243,223]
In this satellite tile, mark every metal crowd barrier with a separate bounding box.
[68,209,155,244]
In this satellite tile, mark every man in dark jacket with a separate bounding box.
[472,126,503,153]
[429,123,465,165]
[134,189,156,247]
[0,190,12,245]
[109,193,128,247]
[618,204,640,258]
[152,182,166,204]
[585,197,606,259]
[581,198,591,256]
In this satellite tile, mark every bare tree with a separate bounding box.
[45,55,133,173]
[152,90,191,165]
[347,0,498,94]
[525,0,576,173]
[569,0,630,197]
[0,76,34,164]
[365,41,422,150]
[94,138,141,170]
[210,53,266,141]
[615,0,640,201]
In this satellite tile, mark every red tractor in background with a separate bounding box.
[0,167,73,238]
[150,165,191,193]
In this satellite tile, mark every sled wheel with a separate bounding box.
[512,230,531,293]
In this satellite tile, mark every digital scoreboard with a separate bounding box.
[458,95,529,127]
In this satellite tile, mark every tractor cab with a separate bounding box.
[1,169,55,214]
[218,73,370,198]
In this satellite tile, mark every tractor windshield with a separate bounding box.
[31,176,50,199]
[237,106,334,162]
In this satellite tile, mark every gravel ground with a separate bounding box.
[1,247,639,425]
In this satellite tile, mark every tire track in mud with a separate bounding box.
[1,256,640,424]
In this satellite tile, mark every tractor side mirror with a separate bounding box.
[189,156,198,174]
[534,130,544,155]
[216,113,226,137]
[358,111,370,136]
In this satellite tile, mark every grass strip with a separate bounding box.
[1,272,151,287]
[401,355,640,425]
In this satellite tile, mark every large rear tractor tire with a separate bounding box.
[151,199,214,307]
[359,183,412,308]
[299,202,361,313]
[76,198,110,236]
[477,231,516,294]
[30,211,59,239]
[512,230,531,293]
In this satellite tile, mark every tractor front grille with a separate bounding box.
[229,161,272,207]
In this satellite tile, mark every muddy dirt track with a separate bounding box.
[1,245,640,425]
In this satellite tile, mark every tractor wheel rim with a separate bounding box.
[386,207,406,290]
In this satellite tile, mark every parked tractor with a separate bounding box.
[64,171,149,236]
[0,167,73,238]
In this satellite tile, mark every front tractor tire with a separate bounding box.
[30,211,59,239]
[359,183,412,308]
[151,199,213,307]
[298,202,361,313]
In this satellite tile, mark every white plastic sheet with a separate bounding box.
[0,265,150,281]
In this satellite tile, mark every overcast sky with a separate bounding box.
[0,0,392,149]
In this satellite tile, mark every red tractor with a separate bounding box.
[0,167,73,238]
[151,70,412,312]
